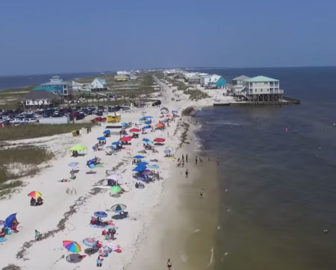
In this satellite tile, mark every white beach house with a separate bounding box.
[90,77,107,91]
[245,76,284,101]
[201,74,227,89]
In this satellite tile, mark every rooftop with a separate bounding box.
[233,75,250,81]
[246,76,279,83]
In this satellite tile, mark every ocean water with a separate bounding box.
[0,72,108,91]
[195,67,336,270]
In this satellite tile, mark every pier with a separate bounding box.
[213,97,300,107]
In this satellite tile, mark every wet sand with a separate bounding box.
[128,118,220,270]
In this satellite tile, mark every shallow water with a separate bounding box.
[196,67,336,270]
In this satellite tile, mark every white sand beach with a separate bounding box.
[0,79,215,269]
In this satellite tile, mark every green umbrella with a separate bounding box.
[110,185,122,194]
[70,144,87,152]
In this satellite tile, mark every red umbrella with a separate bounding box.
[129,128,141,133]
[120,136,132,142]
[154,138,165,143]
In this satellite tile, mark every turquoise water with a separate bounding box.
[195,67,336,270]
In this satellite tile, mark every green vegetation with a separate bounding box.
[184,89,210,100]
[0,85,35,109]
[0,146,54,197]
[0,123,93,141]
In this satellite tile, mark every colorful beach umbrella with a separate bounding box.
[94,211,107,218]
[70,144,87,152]
[154,138,165,143]
[28,191,42,197]
[68,162,79,167]
[110,204,127,213]
[111,185,122,194]
[83,238,97,247]
[120,136,132,142]
[129,128,141,133]
[63,240,81,253]
[133,155,144,159]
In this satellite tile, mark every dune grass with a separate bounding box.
[0,123,93,141]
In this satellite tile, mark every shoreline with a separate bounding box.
[0,78,218,269]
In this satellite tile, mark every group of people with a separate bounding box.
[30,197,43,206]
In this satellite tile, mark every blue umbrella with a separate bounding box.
[121,122,128,127]
[103,130,110,134]
[97,137,106,141]
[145,120,152,125]
[142,138,150,142]
[112,141,121,146]
[133,166,147,172]
[68,162,79,167]
[4,213,16,228]
[133,155,144,159]
[94,211,107,218]
[164,149,171,154]
[137,161,149,166]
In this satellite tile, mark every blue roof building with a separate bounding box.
[36,76,71,96]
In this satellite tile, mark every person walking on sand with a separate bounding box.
[186,154,188,163]
[195,156,198,165]
[182,154,184,162]
[185,169,189,178]
[167,258,172,269]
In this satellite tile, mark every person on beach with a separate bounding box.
[35,229,42,240]
[195,156,198,165]
[186,154,188,162]
[185,169,189,178]
[167,258,172,269]
[182,154,184,162]
[96,255,103,267]
[200,189,204,199]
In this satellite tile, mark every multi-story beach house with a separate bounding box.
[245,76,284,101]
[90,77,107,91]
[37,76,72,96]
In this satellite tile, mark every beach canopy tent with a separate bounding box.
[97,137,106,141]
[145,120,152,125]
[129,128,141,133]
[4,213,16,228]
[143,125,151,129]
[133,155,144,159]
[112,141,121,146]
[142,138,150,143]
[160,107,169,113]
[121,122,128,127]
[110,204,127,214]
[120,136,132,142]
[103,130,111,135]
[28,191,42,197]
[63,240,82,253]
[94,211,108,218]
[70,144,87,152]
[137,161,148,167]
[154,138,165,143]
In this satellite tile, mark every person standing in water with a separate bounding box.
[167,258,172,269]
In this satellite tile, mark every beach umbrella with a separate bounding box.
[111,185,122,194]
[112,141,121,146]
[155,123,164,128]
[149,164,159,170]
[121,122,128,127]
[120,136,132,142]
[94,211,108,218]
[63,240,82,253]
[144,116,153,119]
[145,120,152,125]
[129,128,141,133]
[70,144,87,152]
[133,166,146,172]
[4,213,16,228]
[154,138,165,143]
[137,161,148,166]
[27,191,42,197]
[143,125,151,129]
[133,155,144,159]
[68,162,79,167]
[83,238,97,247]
[110,204,127,214]
[103,130,111,134]
[142,138,150,143]
[97,136,106,141]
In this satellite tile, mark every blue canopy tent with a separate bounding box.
[121,122,128,127]
[4,213,16,228]
[133,166,147,172]
[103,130,111,135]
[94,211,108,218]
[112,141,121,146]
[142,138,150,142]
[97,137,106,141]
[137,161,149,167]
[143,125,151,129]
[145,120,152,125]
[133,155,144,159]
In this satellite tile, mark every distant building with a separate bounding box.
[232,75,250,86]
[71,81,90,92]
[245,76,284,101]
[23,90,60,107]
[184,73,202,84]
[231,75,250,96]
[115,74,129,81]
[201,75,226,89]
[90,77,107,91]
[38,76,72,96]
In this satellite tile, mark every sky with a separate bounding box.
[0,0,336,75]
